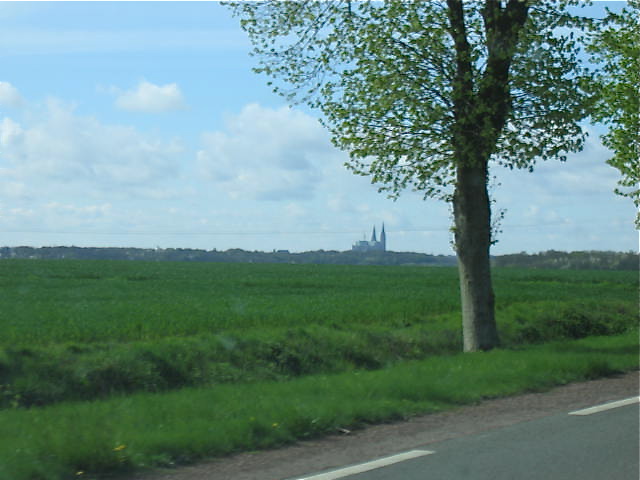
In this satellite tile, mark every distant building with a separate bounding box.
[352,224,386,252]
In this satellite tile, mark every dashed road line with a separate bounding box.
[294,450,435,480]
[569,396,639,416]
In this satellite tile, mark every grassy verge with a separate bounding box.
[1,299,635,409]
[1,331,637,480]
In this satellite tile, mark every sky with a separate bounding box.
[0,1,636,255]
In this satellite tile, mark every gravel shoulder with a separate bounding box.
[125,370,639,480]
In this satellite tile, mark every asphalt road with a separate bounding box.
[318,399,639,480]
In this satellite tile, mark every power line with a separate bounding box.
[0,221,624,237]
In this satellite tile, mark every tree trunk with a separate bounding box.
[453,161,500,352]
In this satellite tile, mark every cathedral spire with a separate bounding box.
[352,223,387,252]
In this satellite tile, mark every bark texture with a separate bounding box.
[454,163,499,352]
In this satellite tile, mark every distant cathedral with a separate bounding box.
[352,224,386,252]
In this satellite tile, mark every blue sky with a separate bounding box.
[0,1,636,255]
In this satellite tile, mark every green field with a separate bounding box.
[0,259,637,479]
[2,259,636,345]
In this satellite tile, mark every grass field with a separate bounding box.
[2,259,635,345]
[0,259,637,479]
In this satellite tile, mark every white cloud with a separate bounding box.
[0,99,183,192]
[115,81,187,113]
[197,103,337,201]
[0,81,24,108]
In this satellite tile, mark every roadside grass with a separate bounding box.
[0,298,635,409]
[0,331,637,480]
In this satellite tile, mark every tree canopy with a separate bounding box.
[588,0,639,226]
[230,1,591,200]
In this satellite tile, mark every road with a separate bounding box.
[128,371,639,480]
[298,398,639,480]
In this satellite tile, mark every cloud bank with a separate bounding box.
[0,95,184,195]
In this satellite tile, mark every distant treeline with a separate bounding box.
[0,246,456,267]
[491,250,638,271]
[0,246,636,270]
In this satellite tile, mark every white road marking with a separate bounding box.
[294,450,435,480]
[569,396,640,416]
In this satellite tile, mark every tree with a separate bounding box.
[587,0,639,227]
[228,1,592,351]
